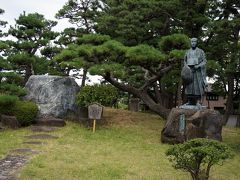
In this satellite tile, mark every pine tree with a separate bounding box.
[0,9,25,99]
[6,12,58,84]
[204,0,240,123]
[56,0,103,87]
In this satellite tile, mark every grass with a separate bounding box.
[0,108,240,179]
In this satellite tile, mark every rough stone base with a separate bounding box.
[161,108,222,144]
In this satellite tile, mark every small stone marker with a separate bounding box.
[129,98,140,112]
[88,103,103,133]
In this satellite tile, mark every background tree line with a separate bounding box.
[0,0,239,120]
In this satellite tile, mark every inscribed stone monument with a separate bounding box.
[24,75,79,117]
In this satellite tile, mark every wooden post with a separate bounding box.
[93,119,96,133]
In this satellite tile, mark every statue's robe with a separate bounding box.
[184,47,207,97]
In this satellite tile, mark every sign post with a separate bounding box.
[88,103,103,133]
[93,119,96,133]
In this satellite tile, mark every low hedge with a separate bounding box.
[0,94,19,107]
[0,100,38,126]
[76,84,119,107]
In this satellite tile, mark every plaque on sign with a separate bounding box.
[179,113,185,133]
[88,103,103,120]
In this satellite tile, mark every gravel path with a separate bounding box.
[0,155,28,180]
[0,125,59,179]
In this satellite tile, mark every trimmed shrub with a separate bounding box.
[76,84,119,107]
[166,138,234,180]
[0,83,27,97]
[13,101,38,126]
[0,95,19,115]
[0,100,38,126]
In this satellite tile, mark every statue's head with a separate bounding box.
[190,38,198,49]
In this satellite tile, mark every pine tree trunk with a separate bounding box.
[81,68,88,88]
[24,65,33,84]
[104,73,170,119]
[139,90,170,119]
[177,78,183,107]
[223,75,234,124]
[153,82,162,103]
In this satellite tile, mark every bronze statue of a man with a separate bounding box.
[181,38,207,105]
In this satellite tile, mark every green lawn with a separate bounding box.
[0,108,240,180]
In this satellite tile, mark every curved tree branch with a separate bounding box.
[104,72,140,96]
[140,65,172,90]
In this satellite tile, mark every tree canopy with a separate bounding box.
[6,12,58,83]
[55,33,189,118]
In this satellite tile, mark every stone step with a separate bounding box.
[36,116,66,127]
[25,134,58,139]
[31,126,57,132]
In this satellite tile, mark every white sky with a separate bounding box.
[0,0,102,85]
[1,0,73,32]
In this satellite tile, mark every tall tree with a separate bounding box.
[97,0,176,46]
[56,0,103,87]
[56,0,103,33]
[204,0,240,123]
[0,9,25,97]
[7,12,58,83]
[0,8,8,77]
[172,0,210,37]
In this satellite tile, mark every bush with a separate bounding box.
[0,83,26,97]
[0,94,18,108]
[166,138,233,180]
[76,84,118,107]
[13,101,38,126]
[0,100,38,126]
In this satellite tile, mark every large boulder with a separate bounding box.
[24,75,80,117]
[161,108,222,144]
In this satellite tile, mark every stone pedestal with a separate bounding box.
[161,108,222,144]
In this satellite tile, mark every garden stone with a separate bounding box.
[31,125,58,132]
[0,115,20,129]
[25,134,58,139]
[24,75,80,118]
[161,108,222,144]
[36,116,66,127]
[129,98,140,112]
[23,141,46,145]
[10,149,40,154]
